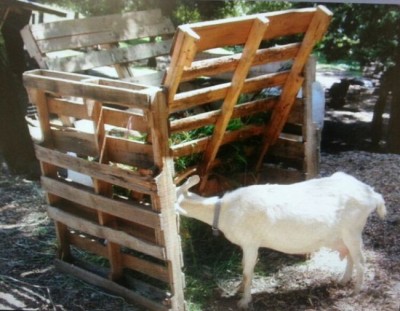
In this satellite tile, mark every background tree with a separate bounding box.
[318,4,400,153]
[0,10,39,177]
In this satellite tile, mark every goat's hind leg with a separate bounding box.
[342,231,365,293]
[340,253,353,285]
[237,246,258,309]
[337,242,352,285]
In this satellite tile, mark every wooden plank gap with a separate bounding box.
[163,29,199,102]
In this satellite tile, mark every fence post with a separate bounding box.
[149,88,186,310]
[303,55,320,179]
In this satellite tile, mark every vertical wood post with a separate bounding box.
[149,88,186,310]
[27,87,72,260]
[303,56,320,179]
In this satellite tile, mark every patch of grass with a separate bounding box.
[180,218,242,309]
[32,224,51,238]
[71,245,110,268]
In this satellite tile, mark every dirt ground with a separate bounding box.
[1,69,400,310]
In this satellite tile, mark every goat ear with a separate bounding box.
[187,175,200,188]
[176,175,200,196]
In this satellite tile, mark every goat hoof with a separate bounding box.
[237,297,251,310]
[352,285,362,295]
[339,276,351,285]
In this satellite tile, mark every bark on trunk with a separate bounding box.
[0,10,39,177]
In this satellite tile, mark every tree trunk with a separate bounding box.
[387,58,400,153]
[371,67,392,148]
[0,10,39,177]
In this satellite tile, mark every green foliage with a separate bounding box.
[318,4,400,67]
[242,0,293,15]
[173,0,293,24]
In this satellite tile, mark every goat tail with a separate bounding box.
[376,202,387,220]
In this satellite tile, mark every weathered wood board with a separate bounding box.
[21,9,174,83]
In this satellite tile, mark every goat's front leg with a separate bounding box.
[237,246,258,309]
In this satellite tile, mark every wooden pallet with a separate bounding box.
[164,6,332,192]
[24,70,185,310]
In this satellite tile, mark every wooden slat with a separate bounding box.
[303,57,319,179]
[37,69,93,81]
[170,97,278,133]
[172,124,265,158]
[182,43,300,82]
[102,107,148,132]
[37,17,173,53]
[30,10,174,52]
[152,174,186,310]
[23,70,152,110]
[127,72,166,87]
[186,8,315,51]
[47,97,88,119]
[199,17,269,184]
[55,260,169,311]
[117,219,156,244]
[268,136,305,160]
[170,71,288,112]
[29,9,163,40]
[54,221,71,260]
[84,77,146,92]
[35,145,155,194]
[52,130,98,156]
[41,176,160,228]
[163,29,200,103]
[69,232,169,283]
[20,25,47,69]
[69,231,108,257]
[146,89,171,171]
[104,136,154,168]
[45,40,173,73]
[148,89,186,309]
[286,99,304,125]
[122,254,169,283]
[26,88,52,145]
[48,205,165,260]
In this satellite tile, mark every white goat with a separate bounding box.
[175,172,387,309]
